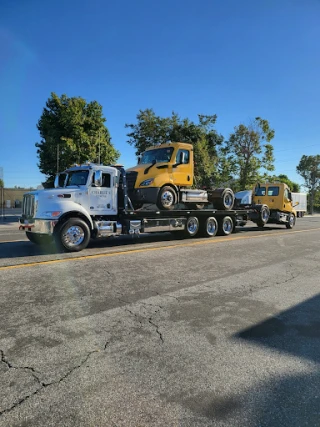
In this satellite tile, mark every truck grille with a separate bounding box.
[22,194,36,218]
[125,171,138,190]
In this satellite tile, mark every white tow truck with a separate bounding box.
[19,163,256,252]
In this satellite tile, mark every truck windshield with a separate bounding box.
[65,170,89,186]
[140,147,174,164]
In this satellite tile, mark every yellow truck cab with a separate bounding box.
[125,141,235,211]
[252,182,297,228]
[126,142,195,209]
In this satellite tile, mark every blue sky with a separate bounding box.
[0,0,319,189]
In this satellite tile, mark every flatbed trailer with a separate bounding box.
[115,207,249,237]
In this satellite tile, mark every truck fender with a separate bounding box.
[57,208,94,230]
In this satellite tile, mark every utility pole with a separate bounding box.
[98,130,101,164]
[0,167,4,221]
[57,143,59,174]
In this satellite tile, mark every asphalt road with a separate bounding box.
[0,217,320,426]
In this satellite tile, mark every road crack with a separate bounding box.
[0,349,98,417]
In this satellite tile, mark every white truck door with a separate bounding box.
[87,172,118,215]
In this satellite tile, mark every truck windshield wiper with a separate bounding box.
[144,160,157,175]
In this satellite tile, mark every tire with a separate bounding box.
[157,186,177,210]
[255,205,270,227]
[286,213,295,229]
[200,217,218,237]
[210,188,235,210]
[55,218,91,252]
[184,216,199,237]
[256,205,270,227]
[26,232,53,246]
[217,216,234,236]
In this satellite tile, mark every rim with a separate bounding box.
[62,225,85,246]
[262,208,269,221]
[289,214,294,226]
[161,190,175,207]
[224,193,234,209]
[223,218,233,233]
[207,218,217,235]
[187,218,198,234]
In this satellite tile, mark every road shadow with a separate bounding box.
[0,223,298,260]
[0,215,20,224]
[173,295,320,426]
[176,371,320,427]
[0,233,182,260]
[234,293,320,364]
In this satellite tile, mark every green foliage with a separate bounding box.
[226,117,275,190]
[296,155,320,213]
[125,109,225,187]
[36,93,119,187]
[313,191,320,211]
[260,173,300,192]
[0,178,4,188]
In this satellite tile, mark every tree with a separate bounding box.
[36,93,119,187]
[0,179,3,188]
[125,109,226,187]
[296,155,320,214]
[226,117,275,190]
[261,173,300,192]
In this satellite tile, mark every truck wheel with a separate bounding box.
[157,186,177,210]
[26,232,53,246]
[210,188,235,210]
[55,218,91,252]
[218,216,233,236]
[185,216,199,237]
[200,217,218,237]
[286,213,295,229]
[256,205,270,227]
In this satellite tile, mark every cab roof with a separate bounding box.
[144,142,193,151]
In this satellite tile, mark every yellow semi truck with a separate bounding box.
[235,182,298,229]
[126,142,234,211]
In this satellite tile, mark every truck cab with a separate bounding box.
[252,182,297,228]
[126,142,194,209]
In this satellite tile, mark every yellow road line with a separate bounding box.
[1,227,320,271]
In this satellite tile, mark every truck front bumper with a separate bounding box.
[19,218,58,235]
[129,187,160,205]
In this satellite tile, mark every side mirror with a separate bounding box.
[94,170,103,187]
[54,173,66,188]
[293,201,299,207]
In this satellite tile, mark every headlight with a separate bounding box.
[140,179,154,187]
[41,211,62,218]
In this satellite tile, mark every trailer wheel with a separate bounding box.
[218,216,234,236]
[286,213,295,229]
[55,218,91,252]
[200,217,218,237]
[157,186,177,210]
[26,232,53,246]
[185,216,199,237]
